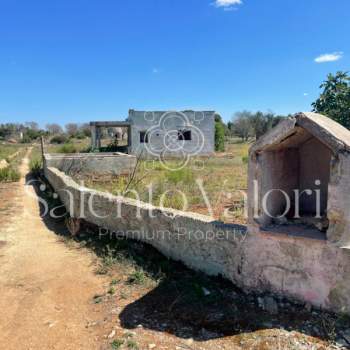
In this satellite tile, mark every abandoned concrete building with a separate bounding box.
[44,111,350,314]
[90,110,215,157]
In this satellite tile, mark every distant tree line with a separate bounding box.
[0,122,91,144]
[0,122,48,143]
[227,111,289,142]
[207,111,289,152]
[46,123,91,143]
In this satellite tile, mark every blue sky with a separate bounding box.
[0,0,349,126]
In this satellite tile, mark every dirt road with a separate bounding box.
[0,149,108,350]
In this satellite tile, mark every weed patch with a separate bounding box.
[127,269,147,285]
[126,340,138,349]
[0,166,20,182]
[242,155,249,164]
[95,264,109,275]
[29,157,42,176]
[93,294,104,304]
[160,191,187,210]
[166,168,194,185]
[111,339,124,349]
[108,286,116,295]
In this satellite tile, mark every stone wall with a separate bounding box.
[44,165,350,314]
[327,153,350,245]
[44,152,137,177]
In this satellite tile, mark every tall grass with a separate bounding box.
[166,168,194,185]
[0,145,24,182]
[29,157,43,177]
[160,191,188,210]
[0,166,20,182]
[0,144,21,161]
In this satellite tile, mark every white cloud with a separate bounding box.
[214,0,242,8]
[314,52,343,63]
[303,93,309,96]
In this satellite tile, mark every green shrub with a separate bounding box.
[50,135,68,144]
[215,121,225,152]
[57,143,77,154]
[0,166,20,182]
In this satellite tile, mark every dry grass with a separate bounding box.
[80,142,249,224]
[0,144,26,182]
[0,143,22,161]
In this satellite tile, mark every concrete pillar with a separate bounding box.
[127,126,132,154]
[96,127,101,148]
[91,125,97,149]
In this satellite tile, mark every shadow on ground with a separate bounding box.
[26,173,69,236]
[28,172,350,346]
